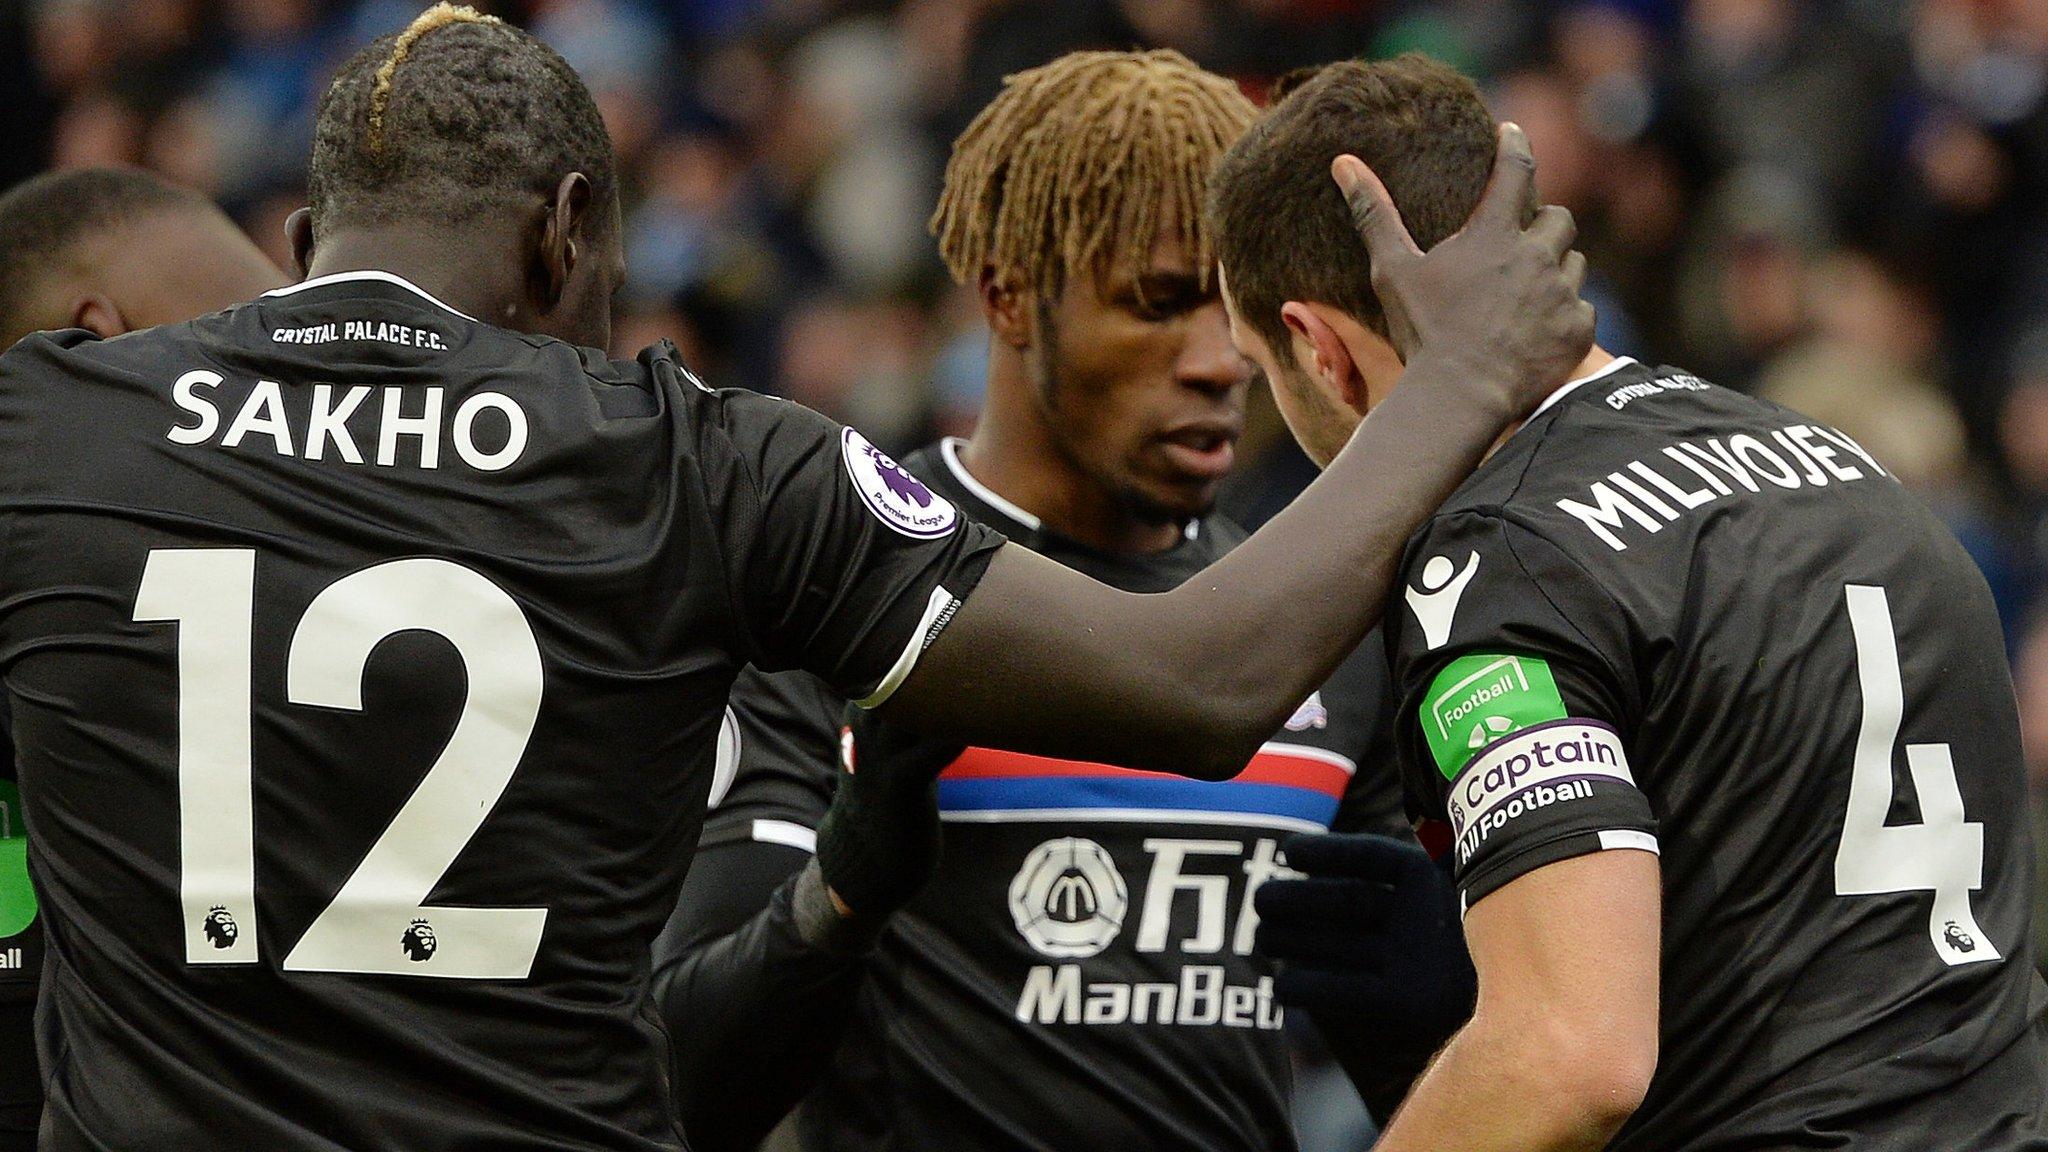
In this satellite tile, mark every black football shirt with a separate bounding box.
[1387,357,2048,1150]
[0,271,1002,1151]
[704,438,1407,1152]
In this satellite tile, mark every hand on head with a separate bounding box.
[1333,123,1595,416]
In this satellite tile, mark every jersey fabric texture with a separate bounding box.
[1387,356,2048,1151]
[0,271,1002,1152]
[703,438,1405,1152]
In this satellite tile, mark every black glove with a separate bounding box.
[812,704,962,921]
[1254,832,1476,1109]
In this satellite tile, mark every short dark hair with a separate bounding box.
[308,4,617,238]
[0,167,207,345]
[1209,54,1511,363]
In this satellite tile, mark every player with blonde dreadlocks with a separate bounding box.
[922,47,1258,532]
[653,48,1453,1152]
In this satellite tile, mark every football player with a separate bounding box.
[1214,55,2048,1152]
[0,9,1588,1149]
[0,167,285,1150]
[654,50,1456,1152]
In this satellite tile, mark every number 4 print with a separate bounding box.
[135,549,547,979]
[1836,584,1998,968]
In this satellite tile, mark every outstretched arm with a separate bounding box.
[886,125,1595,779]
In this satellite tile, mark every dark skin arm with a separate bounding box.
[884,126,1595,780]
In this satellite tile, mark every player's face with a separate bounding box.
[1028,223,1251,524]
[1219,270,1360,470]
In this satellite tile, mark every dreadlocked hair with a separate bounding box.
[309,3,616,236]
[930,49,1256,302]
[365,3,497,153]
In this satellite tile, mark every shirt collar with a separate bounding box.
[936,436,1204,543]
[262,270,479,323]
[1529,355,1639,419]
[937,437,1042,532]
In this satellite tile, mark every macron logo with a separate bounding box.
[1406,552,1480,650]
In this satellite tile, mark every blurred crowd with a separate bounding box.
[2,0,2047,1136]
[7,0,2045,566]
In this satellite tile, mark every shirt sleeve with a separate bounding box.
[698,667,841,851]
[654,668,871,1150]
[649,841,867,1152]
[689,379,1005,705]
[1326,628,1411,838]
[1388,510,1659,908]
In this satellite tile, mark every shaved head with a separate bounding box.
[309,3,617,240]
[0,168,285,349]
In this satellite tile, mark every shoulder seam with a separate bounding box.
[679,371,768,669]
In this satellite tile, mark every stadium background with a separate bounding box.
[0,0,2044,1146]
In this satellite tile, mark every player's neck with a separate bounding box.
[961,382,1187,555]
[1493,345,1617,454]
[1566,347,1618,391]
[300,225,527,328]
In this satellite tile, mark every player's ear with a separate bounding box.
[70,293,129,339]
[1281,301,1366,412]
[980,267,1033,350]
[536,172,593,314]
[284,208,315,281]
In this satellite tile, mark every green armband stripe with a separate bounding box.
[1421,653,1570,779]
[0,838,32,938]
[0,783,33,937]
